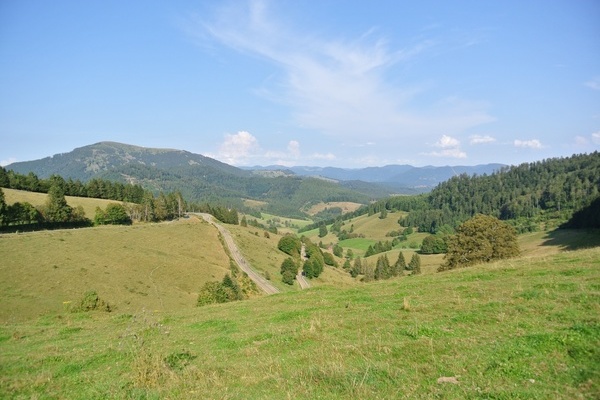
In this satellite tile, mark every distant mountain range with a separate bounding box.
[5,141,504,217]
[245,163,505,191]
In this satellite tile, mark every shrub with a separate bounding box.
[439,214,519,271]
[73,290,112,312]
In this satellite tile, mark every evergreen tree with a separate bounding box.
[350,257,362,278]
[374,254,391,280]
[392,252,406,276]
[43,184,72,223]
[409,254,421,275]
[0,188,7,226]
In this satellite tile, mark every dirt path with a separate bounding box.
[195,213,280,295]
[297,244,311,289]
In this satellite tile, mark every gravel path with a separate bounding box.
[196,213,280,295]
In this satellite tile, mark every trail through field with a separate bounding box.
[297,244,311,289]
[196,213,280,295]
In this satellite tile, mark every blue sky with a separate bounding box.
[1,0,599,168]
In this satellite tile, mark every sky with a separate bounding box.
[1,0,599,168]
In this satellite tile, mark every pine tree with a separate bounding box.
[409,253,421,275]
[44,184,73,223]
[393,252,406,276]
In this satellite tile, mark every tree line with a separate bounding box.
[400,152,600,233]
[0,167,146,203]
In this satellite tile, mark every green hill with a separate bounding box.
[5,142,383,217]
[1,240,597,399]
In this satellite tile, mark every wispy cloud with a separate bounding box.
[470,134,496,145]
[585,76,600,90]
[197,0,494,141]
[514,139,543,149]
[592,131,600,145]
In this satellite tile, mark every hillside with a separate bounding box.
[4,142,380,217]
[250,163,505,191]
[3,188,126,221]
[1,242,597,398]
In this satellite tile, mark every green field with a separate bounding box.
[1,243,598,399]
[2,189,600,398]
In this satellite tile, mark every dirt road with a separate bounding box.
[297,243,311,289]
[196,213,280,295]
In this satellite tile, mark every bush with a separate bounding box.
[439,214,519,271]
[277,235,302,257]
[421,235,447,254]
[73,290,112,312]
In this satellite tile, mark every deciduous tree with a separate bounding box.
[439,214,519,271]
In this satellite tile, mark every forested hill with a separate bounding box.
[400,152,600,232]
[4,142,385,217]
[7,141,246,182]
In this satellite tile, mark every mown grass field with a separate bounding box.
[3,188,127,220]
[1,242,598,399]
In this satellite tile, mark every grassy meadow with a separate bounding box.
[1,242,598,399]
[2,188,599,398]
[0,218,232,322]
[3,188,126,220]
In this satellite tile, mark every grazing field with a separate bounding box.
[2,187,126,220]
[0,218,232,321]
[305,201,363,216]
[0,242,598,399]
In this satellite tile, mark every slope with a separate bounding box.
[1,245,597,399]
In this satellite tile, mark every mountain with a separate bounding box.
[4,142,387,217]
[7,141,246,182]
[247,163,505,191]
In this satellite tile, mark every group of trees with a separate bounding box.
[401,152,600,233]
[277,235,328,284]
[0,168,146,203]
[347,252,421,281]
[0,185,90,230]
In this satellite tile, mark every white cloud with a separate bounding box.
[422,135,466,158]
[585,77,600,90]
[217,131,259,164]
[470,134,496,145]
[198,1,494,140]
[514,139,542,149]
[287,140,300,158]
[212,131,335,166]
[0,157,17,167]
[592,132,600,145]
[434,134,460,148]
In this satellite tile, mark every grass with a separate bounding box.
[305,201,363,216]
[3,187,129,220]
[1,245,598,399]
[0,217,232,321]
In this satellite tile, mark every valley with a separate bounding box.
[0,148,599,399]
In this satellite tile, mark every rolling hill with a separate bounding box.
[5,142,385,217]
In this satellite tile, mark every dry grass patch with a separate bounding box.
[0,218,231,321]
[305,201,363,216]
